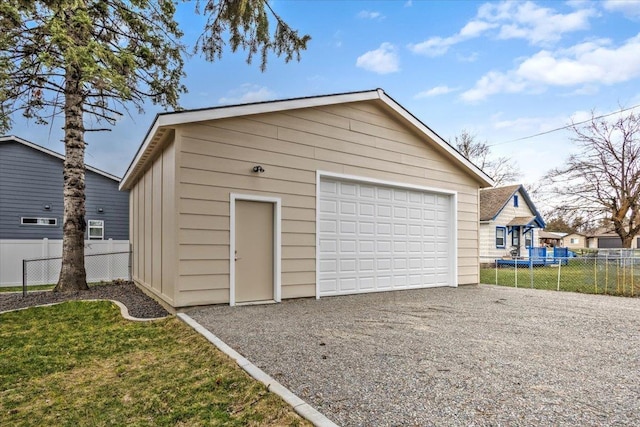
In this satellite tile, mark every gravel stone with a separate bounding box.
[188,285,640,427]
[0,281,169,319]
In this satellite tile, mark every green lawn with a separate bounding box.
[1,281,118,293]
[0,301,310,426]
[0,284,55,293]
[481,259,640,296]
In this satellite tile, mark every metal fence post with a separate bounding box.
[22,259,27,297]
[594,256,598,294]
[605,253,609,294]
[530,257,533,289]
[556,257,562,291]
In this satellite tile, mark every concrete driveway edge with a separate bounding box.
[177,312,339,427]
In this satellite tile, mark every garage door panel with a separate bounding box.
[359,240,375,253]
[319,219,337,233]
[318,177,454,296]
[360,185,375,198]
[359,203,375,216]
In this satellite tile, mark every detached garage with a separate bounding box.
[120,89,493,308]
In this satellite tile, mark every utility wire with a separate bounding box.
[488,103,640,147]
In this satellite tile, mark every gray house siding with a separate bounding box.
[0,139,129,240]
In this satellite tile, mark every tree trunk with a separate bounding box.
[621,235,634,249]
[54,64,88,292]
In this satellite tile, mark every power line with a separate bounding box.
[488,103,640,147]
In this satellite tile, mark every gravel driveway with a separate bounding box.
[188,285,640,426]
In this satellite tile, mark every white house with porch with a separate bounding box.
[479,184,545,260]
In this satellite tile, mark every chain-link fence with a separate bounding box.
[22,251,131,296]
[480,249,640,297]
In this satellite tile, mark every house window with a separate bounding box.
[525,230,533,248]
[88,220,104,240]
[513,195,519,207]
[496,227,506,248]
[570,237,579,244]
[21,217,57,226]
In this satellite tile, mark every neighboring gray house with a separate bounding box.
[0,135,129,240]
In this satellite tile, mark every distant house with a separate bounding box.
[563,232,587,249]
[0,135,129,240]
[0,135,130,286]
[538,230,566,247]
[480,184,545,259]
[586,229,639,249]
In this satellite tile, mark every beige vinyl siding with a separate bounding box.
[130,138,177,305]
[564,233,586,249]
[173,100,481,305]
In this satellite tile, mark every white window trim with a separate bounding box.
[88,219,105,240]
[496,227,506,248]
[229,193,282,307]
[525,229,533,248]
[315,170,458,299]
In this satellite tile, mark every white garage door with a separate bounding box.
[318,177,455,297]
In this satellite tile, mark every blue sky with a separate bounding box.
[8,0,640,184]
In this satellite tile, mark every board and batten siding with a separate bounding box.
[130,137,177,305]
[167,100,480,307]
[0,140,129,240]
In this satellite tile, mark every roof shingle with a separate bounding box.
[479,184,520,221]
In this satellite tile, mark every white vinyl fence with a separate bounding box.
[0,239,130,286]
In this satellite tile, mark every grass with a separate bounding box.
[481,259,640,296]
[0,281,119,293]
[0,301,310,426]
[0,284,55,293]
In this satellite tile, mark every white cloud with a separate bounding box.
[356,43,400,74]
[461,71,528,102]
[409,1,596,57]
[461,33,640,102]
[603,0,640,19]
[408,20,497,57]
[459,20,496,38]
[483,2,597,45]
[218,84,276,105]
[357,10,384,20]
[414,85,458,98]
[519,36,640,85]
[408,36,458,57]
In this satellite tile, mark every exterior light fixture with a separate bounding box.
[97,207,104,213]
[252,165,265,173]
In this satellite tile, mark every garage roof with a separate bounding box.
[119,89,494,190]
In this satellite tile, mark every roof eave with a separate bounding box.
[376,91,494,187]
[119,88,495,189]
